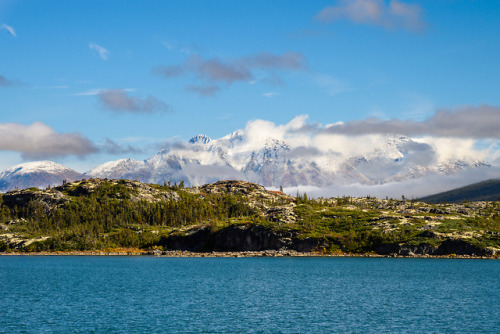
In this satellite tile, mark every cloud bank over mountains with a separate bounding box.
[1,106,498,197]
[1,105,498,163]
[323,105,500,139]
[84,112,496,192]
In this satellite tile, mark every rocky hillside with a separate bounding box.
[0,179,499,257]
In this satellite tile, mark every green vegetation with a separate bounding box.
[0,180,258,252]
[0,179,499,255]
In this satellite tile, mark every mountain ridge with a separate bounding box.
[0,132,493,193]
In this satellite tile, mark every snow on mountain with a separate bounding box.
[86,159,145,179]
[0,161,83,192]
[0,130,492,192]
[91,132,487,188]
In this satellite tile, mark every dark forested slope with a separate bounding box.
[420,179,500,203]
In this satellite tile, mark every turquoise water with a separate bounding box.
[0,257,498,333]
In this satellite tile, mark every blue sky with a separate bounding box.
[1,0,499,172]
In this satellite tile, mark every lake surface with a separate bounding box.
[0,256,498,333]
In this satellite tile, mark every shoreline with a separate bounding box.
[1,249,498,259]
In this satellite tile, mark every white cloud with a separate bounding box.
[231,110,499,168]
[89,43,110,60]
[0,122,97,159]
[1,23,16,37]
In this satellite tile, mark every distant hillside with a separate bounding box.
[420,179,500,203]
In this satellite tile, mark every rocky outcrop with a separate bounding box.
[2,178,181,212]
[2,188,69,212]
[376,238,493,257]
[0,233,50,250]
[191,180,294,208]
[160,224,326,253]
[57,178,180,202]
[264,205,296,224]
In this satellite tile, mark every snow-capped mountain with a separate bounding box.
[0,131,492,192]
[85,158,145,179]
[0,161,83,192]
[85,132,490,188]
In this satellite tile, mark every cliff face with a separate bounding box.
[161,225,329,253]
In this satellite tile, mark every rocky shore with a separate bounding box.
[2,249,498,259]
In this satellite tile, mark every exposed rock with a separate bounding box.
[2,178,180,212]
[435,239,489,256]
[0,233,50,250]
[377,243,438,256]
[264,205,296,224]
[213,225,285,251]
[190,180,294,209]
[2,188,69,212]
[376,238,494,257]
[159,224,330,253]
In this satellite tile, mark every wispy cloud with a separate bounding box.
[315,74,351,96]
[101,138,141,155]
[262,92,279,98]
[154,51,307,95]
[74,88,134,96]
[163,40,198,55]
[98,89,170,113]
[89,43,110,60]
[316,0,425,32]
[0,122,98,159]
[1,23,16,37]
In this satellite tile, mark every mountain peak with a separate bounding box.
[2,161,74,176]
[189,134,212,145]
